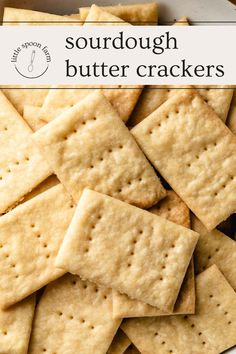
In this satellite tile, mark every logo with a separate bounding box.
[11,41,51,79]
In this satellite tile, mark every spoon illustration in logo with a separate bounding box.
[28,50,36,72]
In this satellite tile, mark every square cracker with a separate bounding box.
[34,91,165,208]
[192,216,236,290]
[113,190,195,318]
[131,89,236,230]
[107,329,131,354]
[0,91,51,214]
[42,5,142,123]
[0,295,35,354]
[28,275,120,354]
[56,189,198,312]
[0,184,75,309]
[112,258,194,318]
[80,3,158,24]
[129,85,233,126]
[0,90,32,154]
[122,265,236,354]
[227,89,236,135]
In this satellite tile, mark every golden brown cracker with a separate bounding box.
[56,189,198,312]
[0,91,51,214]
[0,184,74,309]
[122,266,236,354]
[132,89,236,230]
[192,216,236,290]
[0,295,35,354]
[112,190,195,318]
[34,91,165,208]
[28,275,120,354]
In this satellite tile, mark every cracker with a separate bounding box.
[0,184,75,309]
[0,91,51,214]
[56,189,198,312]
[122,265,236,354]
[0,140,52,214]
[80,3,158,24]
[34,91,165,208]
[227,89,236,134]
[192,216,236,290]
[131,89,236,230]
[28,274,120,354]
[112,258,195,318]
[107,329,131,354]
[112,190,195,318]
[42,6,142,123]
[0,295,35,354]
[0,90,32,147]
[3,7,83,25]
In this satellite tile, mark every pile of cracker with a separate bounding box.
[0,3,236,354]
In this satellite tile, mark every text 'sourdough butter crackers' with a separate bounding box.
[0,2,235,354]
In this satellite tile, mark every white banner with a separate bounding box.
[0,26,235,85]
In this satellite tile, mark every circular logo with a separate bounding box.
[11,41,51,79]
